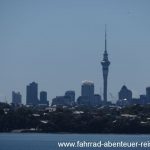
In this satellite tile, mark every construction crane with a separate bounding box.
[109,92,117,101]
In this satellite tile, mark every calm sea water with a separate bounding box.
[0,133,150,150]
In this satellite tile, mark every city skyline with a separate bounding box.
[10,80,150,106]
[0,0,150,103]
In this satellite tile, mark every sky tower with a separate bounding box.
[101,25,110,104]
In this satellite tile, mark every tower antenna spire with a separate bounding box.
[105,24,107,52]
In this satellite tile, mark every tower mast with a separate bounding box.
[101,25,110,104]
[105,24,107,52]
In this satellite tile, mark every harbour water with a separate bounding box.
[0,133,150,150]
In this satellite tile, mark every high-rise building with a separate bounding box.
[81,80,94,106]
[26,82,38,106]
[65,91,75,102]
[12,91,22,105]
[118,85,132,102]
[101,25,110,104]
[40,91,49,106]
[146,87,150,103]
[93,94,102,106]
[140,95,147,105]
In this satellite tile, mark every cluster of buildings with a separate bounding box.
[51,81,102,107]
[11,81,150,108]
[26,82,49,106]
[117,85,150,106]
[77,81,102,106]
[51,84,150,107]
[11,27,150,108]
[12,82,49,106]
[51,91,75,106]
[51,26,110,107]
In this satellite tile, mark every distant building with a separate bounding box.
[93,94,102,106]
[65,91,75,102]
[118,85,132,102]
[131,98,141,105]
[81,81,94,106]
[77,94,103,106]
[26,82,39,106]
[51,90,75,106]
[12,91,22,105]
[39,91,49,106]
[116,99,129,107]
[140,95,147,105]
[146,87,150,104]
[51,96,72,106]
[77,81,102,106]
[77,96,89,106]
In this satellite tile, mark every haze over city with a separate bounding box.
[0,0,150,104]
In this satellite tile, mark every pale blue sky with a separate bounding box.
[0,0,150,103]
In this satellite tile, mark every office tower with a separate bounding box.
[65,91,75,102]
[81,80,94,105]
[146,87,150,103]
[119,85,132,102]
[40,91,49,106]
[12,91,22,105]
[140,95,147,105]
[93,94,102,106]
[26,82,38,106]
[101,26,110,104]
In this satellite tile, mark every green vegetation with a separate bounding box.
[0,103,150,133]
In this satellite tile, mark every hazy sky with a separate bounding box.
[0,0,150,104]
